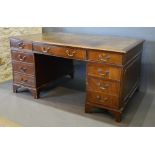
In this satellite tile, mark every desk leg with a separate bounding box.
[13,84,20,93]
[13,84,40,99]
[111,111,122,122]
[85,104,93,113]
[30,89,40,99]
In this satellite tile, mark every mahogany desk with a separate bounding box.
[10,32,144,122]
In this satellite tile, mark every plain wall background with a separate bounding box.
[43,27,155,93]
[43,27,155,41]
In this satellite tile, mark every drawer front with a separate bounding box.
[33,43,86,60]
[88,50,123,65]
[13,73,35,87]
[87,77,120,96]
[12,62,35,75]
[87,63,122,81]
[11,51,34,63]
[10,38,32,50]
[87,91,119,109]
[52,47,86,60]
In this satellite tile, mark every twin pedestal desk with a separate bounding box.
[10,32,144,122]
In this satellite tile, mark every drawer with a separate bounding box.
[88,50,123,65]
[33,43,86,60]
[11,51,34,63]
[87,77,120,96]
[87,63,122,81]
[13,73,35,87]
[87,91,119,109]
[53,47,86,60]
[12,61,35,75]
[10,38,32,50]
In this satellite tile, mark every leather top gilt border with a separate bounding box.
[9,32,144,53]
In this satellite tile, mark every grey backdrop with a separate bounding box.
[42,27,155,94]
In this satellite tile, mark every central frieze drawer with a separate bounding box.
[33,43,86,60]
[12,61,35,75]
[13,73,35,87]
[87,77,120,96]
[87,63,122,82]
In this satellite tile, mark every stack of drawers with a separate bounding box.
[10,39,38,98]
[86,50,124,122]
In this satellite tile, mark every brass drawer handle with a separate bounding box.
[20,67,27,72]
[98,69,109,77]
[20,77,28,82]
[42,47,50,53]
[96,95,108,102]
[18,42,25,49]
[17,55,26,61]
[97,83,109,90]
[66,50,76,57]
[98,54,110,62]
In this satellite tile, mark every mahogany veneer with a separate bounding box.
[10,32,144,122]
